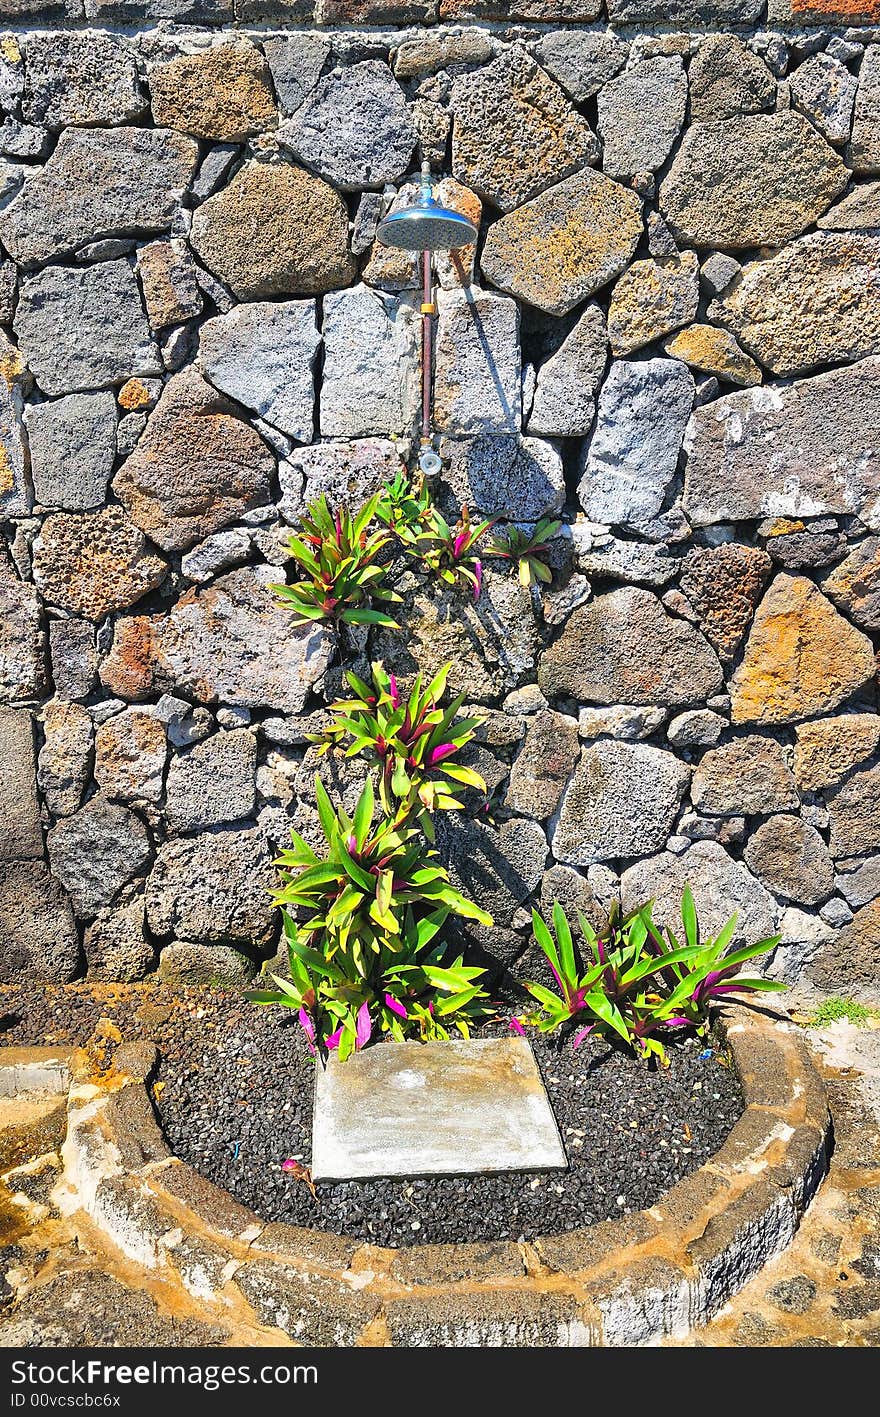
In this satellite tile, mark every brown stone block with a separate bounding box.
[0,710,43,861]
[768,0,880,23]
[253,1221,360,1274]
[105,1082,171,1172]
[650,1168,731,1235]
[707,1107,794,1175]
[390,1239,526,1288]
[535,1212,659,1276]
[317,0,436,18]
[384,1287,597,1346]
[725,1022,796,1110]
[440,0,600,16]
[235,0,311,15]
[236,1257,382,1345]
[148,41,278,143]
[686,1178,796,1306]
[0,1095,66,1171]
[0,0,82,14]
[150,1159,262,1241]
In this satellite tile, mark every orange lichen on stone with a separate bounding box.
[730,573,876,725]
[32,507,167,621]
[0,442,14,494]
[149,40,278,143]
[98,616,160,700]
[789,0,880,16]
[0,346,27,391]
[662,323,762,387]
[118,379,153,411]
[481,168,641,316]
[794,713,880,790]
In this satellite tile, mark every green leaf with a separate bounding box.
[582,992,631,1044]
[619,944,706,989]
[435,985,484,1015]
[391,757,411,798]
[710,912,740,957]
[440,764,485,789]
[524,979,566,1010]
[244,990,298,1007]
[287,938,346,984]
[531,908,563,980]
[425,662,451,706]
[314,775,337,839]
[288,861,342,893]
[338,842,375,893]
[352,778,374,850]
[343,607,401,627]
[681,886,699,950]
[552,901,576,987]
[723,977,787,993]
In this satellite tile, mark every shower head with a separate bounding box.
[376,166,478,252]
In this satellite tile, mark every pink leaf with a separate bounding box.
[428,742,457,766]
[355,1000,372,1049]
[384,993,408,1019]
[572,1025,595,1049]
[509,1016,526,1036]
[298,1008,316,1056]
[324,1027,343,1052]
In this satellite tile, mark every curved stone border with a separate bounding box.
[18,1005,829,1347]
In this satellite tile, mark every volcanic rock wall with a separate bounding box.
[0,5,878,998]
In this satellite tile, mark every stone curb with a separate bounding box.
[0,1047,71,1098]
[16,1007,830,1346]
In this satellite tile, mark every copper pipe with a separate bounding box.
[421,247,432,444]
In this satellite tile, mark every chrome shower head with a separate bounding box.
[376,165,478,252]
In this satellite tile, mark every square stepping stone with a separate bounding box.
[311,1036,567,1183]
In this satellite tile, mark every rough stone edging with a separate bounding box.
[1,1005,827,1346]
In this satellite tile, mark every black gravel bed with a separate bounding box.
[1,982,744,1248]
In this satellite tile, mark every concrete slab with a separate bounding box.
[311,1036,567,1183]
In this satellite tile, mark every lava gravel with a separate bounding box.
[1,982,744,1247]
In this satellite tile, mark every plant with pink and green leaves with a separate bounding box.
[377,472,492,600]
[485,518,562,587]
[517,891,783,1065]
[649,886,786,1028]
[403,502,494,600]
[271,492,400,629]
[315,660,486,832]
[247,777,493,1060]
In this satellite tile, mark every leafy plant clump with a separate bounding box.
[274,471,556,633]
[260,471,783,1068]
[485,518,562,587]
[249,644,494,1058]
[316,661,485,833]
[516,888,785,1065]
[271,492,400,630]
[808,996,875,1028]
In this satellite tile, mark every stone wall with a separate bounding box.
[0,7,878,998]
